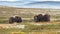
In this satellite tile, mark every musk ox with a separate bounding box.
[9,16,15,24]
[34,14,50,22]
[43,14,50,22]
[9,16,22,24]
[34,14,43,22]
[15,16,22,23]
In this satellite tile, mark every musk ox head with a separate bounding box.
[34,15,38,22]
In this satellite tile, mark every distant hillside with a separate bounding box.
[0,6,60,18]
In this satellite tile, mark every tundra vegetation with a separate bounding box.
[0,6,60,34]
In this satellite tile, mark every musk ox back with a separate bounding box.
[9,16,22,24]
[34,14,50,22]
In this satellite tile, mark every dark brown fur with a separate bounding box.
[9,16,22,24]
[34,14,50,22]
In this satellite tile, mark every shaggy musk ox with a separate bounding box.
[43,14,50,22]
[34,14,50,22]
[9,16,22,24]
[15,16,22,23]
[34,14,43,22]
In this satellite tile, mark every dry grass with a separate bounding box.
[0,6,60,34]
[0,22,60,34]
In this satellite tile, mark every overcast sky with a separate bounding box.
[0,0,60,9]
[0,0,60,2]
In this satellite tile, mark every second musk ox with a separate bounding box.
[43,14,50,22]
[34,14,43,22]
[34,14,50,22]
[9,16,22,24]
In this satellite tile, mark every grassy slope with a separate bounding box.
[0,6,60,17]
[0,6,60,23]
[0,6,60,34]
[0,22,60,34]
